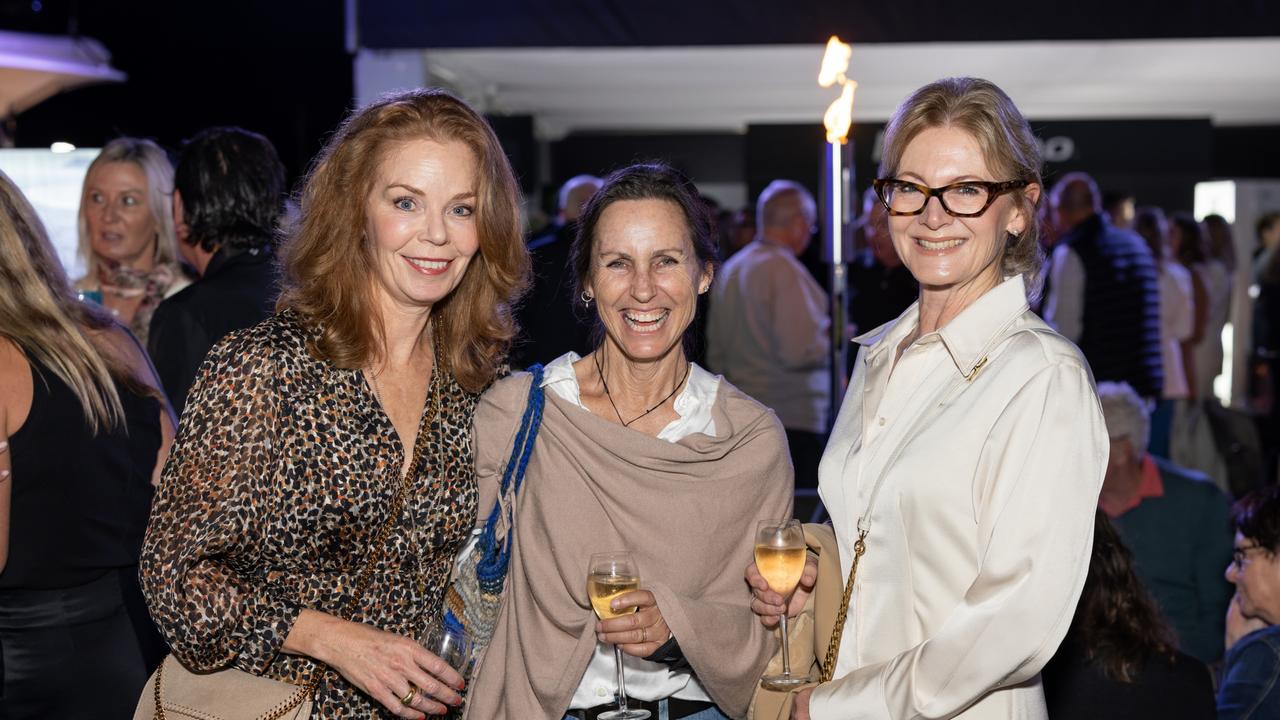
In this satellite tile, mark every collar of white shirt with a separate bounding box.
[852,275,1030,378]
[539,351,720,442]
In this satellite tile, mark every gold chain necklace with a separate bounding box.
[593,351,690,428]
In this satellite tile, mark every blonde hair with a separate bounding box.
[0,170,137,432]
[76,137,179,280]
[277,88,529,393]
[879,77,1045,301]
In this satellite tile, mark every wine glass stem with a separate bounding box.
[779,607,792,677]
[614,645,630,711]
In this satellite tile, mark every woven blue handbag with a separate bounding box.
[444,364,545,656]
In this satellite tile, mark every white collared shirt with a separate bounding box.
[706,239,831,433]
[542,352,719,707]
[541,352,718,443]
[812,276,1107,720]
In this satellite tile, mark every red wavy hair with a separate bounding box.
[277,88,529,392]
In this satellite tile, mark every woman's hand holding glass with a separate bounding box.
[285,609,464,718]
[595,588,671,657]
[746,553,818,628]
[752,519,815,689]
[588,551,652,720]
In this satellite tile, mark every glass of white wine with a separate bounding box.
[587,551,651,720]
[756,518,814,690]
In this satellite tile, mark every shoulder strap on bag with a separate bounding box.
[475,365,545,595]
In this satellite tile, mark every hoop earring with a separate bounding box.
[581,290,594,307]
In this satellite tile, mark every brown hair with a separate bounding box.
[1134,206,1168,265]
[276,88,529,392]
[878,77,1044,301]
[570,162,718,348]
[1203,214,1236,272]
[1069,512,1177,682]
[1233,486,1280,553]
[1169,212,1207,268]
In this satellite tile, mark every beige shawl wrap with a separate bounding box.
[464,371,794,719]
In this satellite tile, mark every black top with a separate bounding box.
[1042,637,1216,720]
[148,246,279,417]
[1254,274,1280,356]
[0,356,161,590]
[848,249,918,337]
[511,222,593,368]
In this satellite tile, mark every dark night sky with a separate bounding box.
[3,0,353,183]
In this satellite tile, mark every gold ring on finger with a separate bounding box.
[400,684,419,706]
[641,626,648,643]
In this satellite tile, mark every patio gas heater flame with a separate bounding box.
[819,36,855,420]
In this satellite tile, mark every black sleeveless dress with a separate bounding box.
[0,356,161,719]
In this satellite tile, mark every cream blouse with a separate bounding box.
[813,276,1108,720]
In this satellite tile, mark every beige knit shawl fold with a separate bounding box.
[464,371,794,719]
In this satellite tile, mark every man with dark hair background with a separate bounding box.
[147,127,286,416]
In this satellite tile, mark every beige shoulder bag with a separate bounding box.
[134,364,443,720]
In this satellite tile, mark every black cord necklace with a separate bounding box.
[593,351,690,428]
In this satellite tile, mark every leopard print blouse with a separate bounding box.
[140,311,479,717]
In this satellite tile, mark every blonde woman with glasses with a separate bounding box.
[0,169,175,718]
[748,77,1107,720]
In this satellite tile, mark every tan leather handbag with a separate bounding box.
[132,656,314,720]
[134,364,444,720]
[748,523,865,720]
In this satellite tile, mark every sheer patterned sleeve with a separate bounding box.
[139,327,300,674]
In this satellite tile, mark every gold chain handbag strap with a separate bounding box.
[819,529,868,684]
[155,338,445,720]
[810,341,1016,687]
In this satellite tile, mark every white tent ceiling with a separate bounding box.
[357,37,1280,139]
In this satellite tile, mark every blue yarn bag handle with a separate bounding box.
[445,364,544,640]
[475,364,545,593]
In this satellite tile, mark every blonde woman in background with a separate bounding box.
[0,169,175,718]
[74,137,191,343]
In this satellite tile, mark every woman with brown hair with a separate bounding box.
[465,162,791,720]
[1040,512,1215,720]
[140,88,529,718]
[1133,207,1194,457]
[0,169,175,717]
[1168,212,1213,399]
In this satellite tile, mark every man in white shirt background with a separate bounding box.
[708,179,831,488]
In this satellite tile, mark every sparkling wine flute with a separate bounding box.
[756,518,814,690]
[587,551,651,720]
